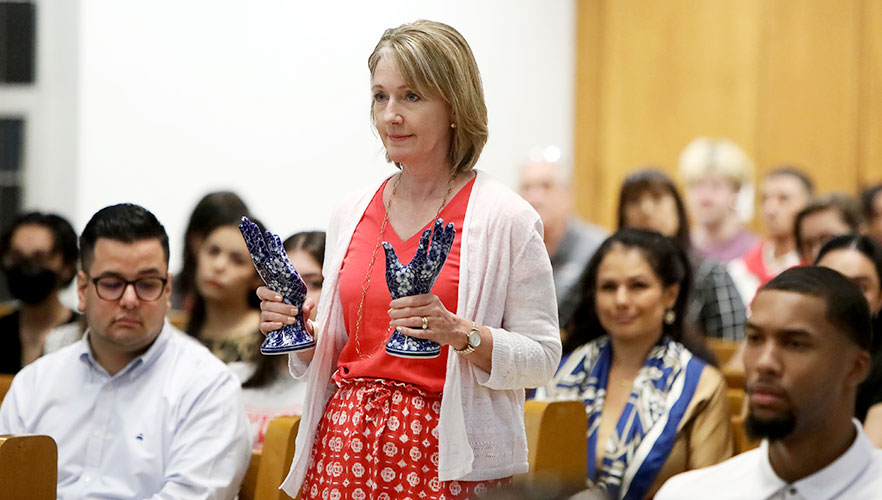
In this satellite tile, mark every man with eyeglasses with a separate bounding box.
[0,203,251,499]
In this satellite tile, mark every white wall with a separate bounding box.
[64,0,574,271]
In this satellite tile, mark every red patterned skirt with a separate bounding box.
[300,378,510,500]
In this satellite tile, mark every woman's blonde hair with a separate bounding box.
[368,20,488,173]
[678,137,753,189]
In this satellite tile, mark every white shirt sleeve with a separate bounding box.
[146,371,252,500]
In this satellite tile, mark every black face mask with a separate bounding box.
[3,261,59,305]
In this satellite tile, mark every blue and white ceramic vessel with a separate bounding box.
[383,218,456,359]
[239,217,316,354]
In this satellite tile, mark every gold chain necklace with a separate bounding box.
[352,169,458,359]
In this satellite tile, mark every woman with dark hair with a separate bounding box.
[541,229,732,499]
[814,234,882,446]
[860,184,882,245]
[0,212,80,373]
[283,231,326,315]
[187,215,264,363]
[616,168,746,341]
[172,191,249,313]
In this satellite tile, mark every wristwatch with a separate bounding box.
[455,322,482,355]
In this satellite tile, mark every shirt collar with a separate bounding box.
[757,419,873,500]
[77,320,173,379]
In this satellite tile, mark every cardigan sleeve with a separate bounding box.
[472,216,562,390]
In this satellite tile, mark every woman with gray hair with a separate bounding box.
[257,20,560,499]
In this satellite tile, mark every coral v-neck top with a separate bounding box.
[334,176,475,393]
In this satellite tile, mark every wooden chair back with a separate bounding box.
[519,400,587,492]
[727,388,746,418]
[722,367,746,391]
[0,434,57,499]
[706,338,740,366]
[0,374,13,405]
[240,415,301,500]
[731,415,761,454]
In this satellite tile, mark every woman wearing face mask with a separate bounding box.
[0,212,80,373]
[814,234,882,446]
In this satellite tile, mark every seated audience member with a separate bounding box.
[0,203,251,499]
[618,169,746,341]
[519,160,606,330]
[227,230,323,450]
[283,230,326,318]
[172,191,249,313]
[860,183,882,245]
[539,229,732,500]
[794,193,863,264]
[656,267,882,499]
[187,215,264,363]
[814,235,882,445]
[679,137,759,263]
[0,212,80,373]
[728,166,813,303]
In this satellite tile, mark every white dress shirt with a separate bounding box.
[0,321,252,500]
[655,420,882,500]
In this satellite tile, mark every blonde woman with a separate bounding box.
[258,20,560,500]
[678,137,758,263]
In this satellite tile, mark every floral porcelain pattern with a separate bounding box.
[239,217,316,354]
[382,219,455,358]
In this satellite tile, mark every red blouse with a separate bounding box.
[334,176,475,393]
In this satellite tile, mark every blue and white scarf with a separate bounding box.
[546,336,705,500]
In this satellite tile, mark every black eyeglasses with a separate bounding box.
[90,275,168,302]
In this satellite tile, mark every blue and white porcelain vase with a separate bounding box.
[382,219,456,358]
[239,217,316,354]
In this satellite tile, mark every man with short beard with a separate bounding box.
[656,266,882,499]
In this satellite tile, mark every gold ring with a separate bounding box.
[421,316,429,330]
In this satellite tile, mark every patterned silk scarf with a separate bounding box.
[547,336,705,500]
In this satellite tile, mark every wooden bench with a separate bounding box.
[519,400,587,493]
[0,434,57,499]
[0,374,13,405]
[240,415,301,500]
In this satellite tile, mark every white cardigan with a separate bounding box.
[280,171,562,494]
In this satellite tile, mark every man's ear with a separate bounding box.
[165,272,174,309]
[846,348,871,388]
[76,270,88,313]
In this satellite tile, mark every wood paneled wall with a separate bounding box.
[575,0,882,229]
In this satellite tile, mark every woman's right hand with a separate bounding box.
[257,286,316,336]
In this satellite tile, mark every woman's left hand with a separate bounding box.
[388,293,470,350]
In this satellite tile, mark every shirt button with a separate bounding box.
[83,474,92,482]
[92,429,102,437]
[789,487,798,496]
